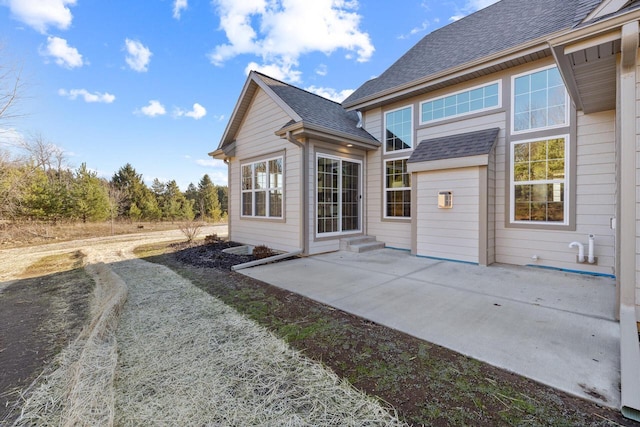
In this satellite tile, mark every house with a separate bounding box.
[211,0,640,418]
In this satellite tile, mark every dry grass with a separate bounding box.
[12,263,127,426]
[18,251,85,279]
[0,221,192,249]
[111,257,406,426]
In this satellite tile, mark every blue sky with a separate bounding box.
[0,0,497,189]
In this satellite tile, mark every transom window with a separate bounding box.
[511,137,567,223]
[385,106,413,152]
[385,158,411,218]
[241,157,283,218]
[421,82,499,123]
[513,66,567,133]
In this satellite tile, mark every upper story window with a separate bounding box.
[512,66,568,133]
[241,156,283,218]
[420,81,500,124]
[385,106,413,153]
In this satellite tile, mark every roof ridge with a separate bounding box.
[252,70,343,107]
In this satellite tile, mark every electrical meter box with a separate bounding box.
[438,191,453,209]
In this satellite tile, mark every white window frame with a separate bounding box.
[315,153,362,237]
[383,156,411,220]
[419,80,502,125]
[509,135,569,226]
[383,105,414,154]
[240,156,283,218]
[511,64,569,135]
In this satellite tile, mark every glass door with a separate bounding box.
[317,155,361,236]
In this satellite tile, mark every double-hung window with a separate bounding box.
[385,158,411,218]
[511,137,567,223]
[241,157,283,218]
[510,65,570,226]
[383,105,412,218]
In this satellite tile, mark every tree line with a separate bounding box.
[0,136,227,224]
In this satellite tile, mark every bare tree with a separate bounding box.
[18,132,67,172]
[0,45,23,126]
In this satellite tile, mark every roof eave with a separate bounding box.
[209,141,236,160]
[343,32,569,111]
[276,121,381,150]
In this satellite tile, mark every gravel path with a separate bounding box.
[3,226,405,426]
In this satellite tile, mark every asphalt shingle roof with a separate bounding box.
[343,0,601,108]
[254,73,378,143]
[408,128,500,163]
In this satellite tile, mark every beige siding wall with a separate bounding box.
[495,110,615,274]
[363,60,616,275]
[415,167,481,263]
[362,107,413,249]
[308,141,368,255]
[487,145,496,264]
[229,88,302,252]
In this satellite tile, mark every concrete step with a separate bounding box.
[348,241,386,253]
[340,236,385,253]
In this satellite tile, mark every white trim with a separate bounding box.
[383,104,414,155]
[509,134,570,226]
[419,80,502,125]
[240,155,284,219]
[315,153,363,237]
[383,156,411,220]
[510,64,569,135]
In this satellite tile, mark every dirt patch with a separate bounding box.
[149,242,638,427]
[0,253,94,424]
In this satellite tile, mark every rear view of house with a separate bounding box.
[212,0,640,418]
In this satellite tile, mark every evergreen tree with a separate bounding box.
[111,163,159,221]
[184,182,199,217]
[71,163,110,222]
[198,174,222,222]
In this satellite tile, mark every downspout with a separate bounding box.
[618,20,640,421]
[284,131,309,255]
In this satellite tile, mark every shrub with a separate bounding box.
[204,234,221,245]
[179,221,203,243]
[253,245,275,260]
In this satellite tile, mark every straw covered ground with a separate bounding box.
[4,228,405,426]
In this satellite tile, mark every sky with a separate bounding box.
[0,0,498,190]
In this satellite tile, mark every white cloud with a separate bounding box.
[245,61,302,83]
[0,128,24,147]
[3,0,76,33]
[137,100,166,117]
[450,0,499,21]
[210,0,374,83]
[41,36,83,68]
[58,88,115,103]
[305,85,353,103]
[398,20,429,39]
[173,0,187,19]
[195,158,228,185]
[174,103,207,119]
[124,39,152,72]
[315,64,328,76]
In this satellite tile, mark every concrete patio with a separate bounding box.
[238,248,620,408]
